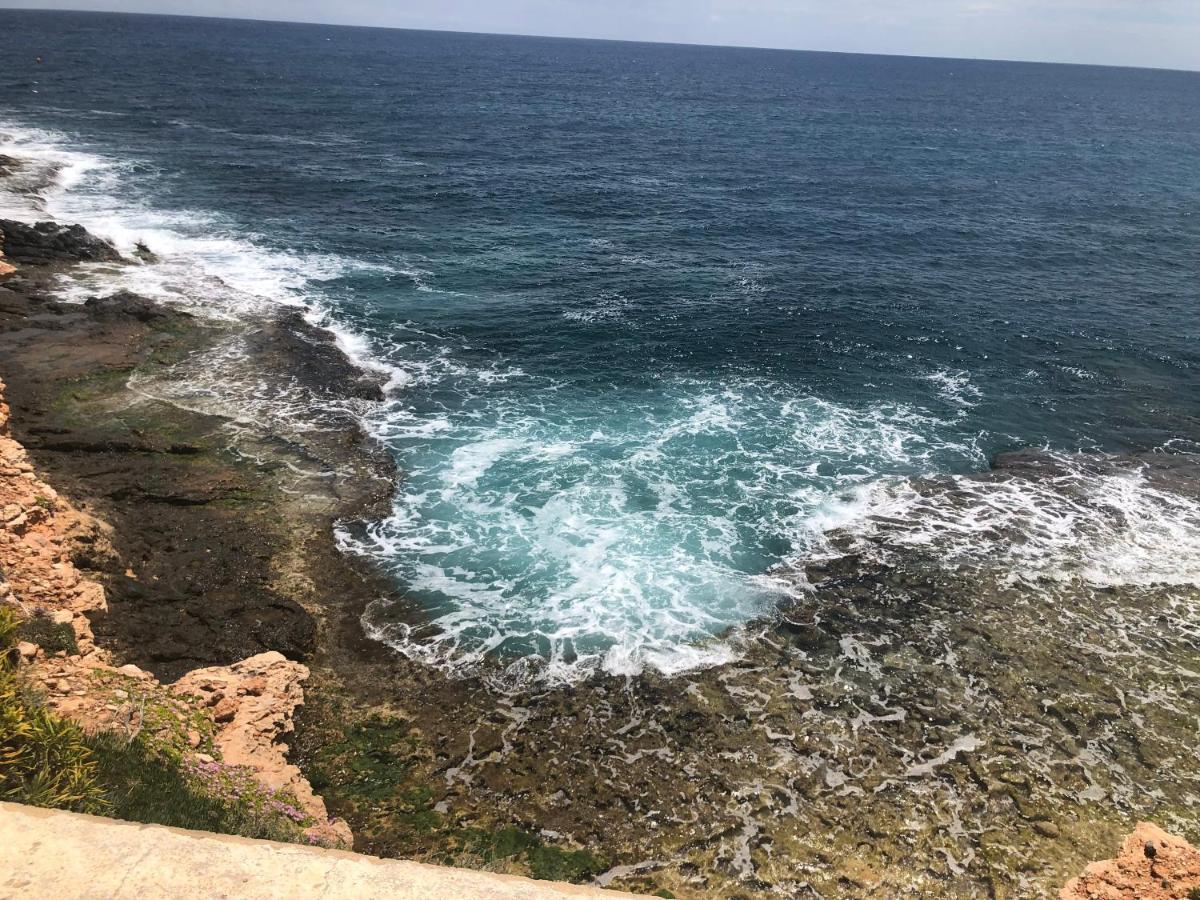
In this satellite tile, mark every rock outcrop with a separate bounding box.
[0,218,123,265]
[174,652,353,847]
[1061,823,1200,899]
[0,377,112,656]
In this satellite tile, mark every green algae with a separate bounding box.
[298,702,609,884]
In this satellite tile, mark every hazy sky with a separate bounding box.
[8,1,1198,71]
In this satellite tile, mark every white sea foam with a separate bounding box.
[793,452,1200,589]
[562,290,630,323]
[925,369,982,410]
[345,376,988,686]
[0,116,413,421]
[0,120,395,325]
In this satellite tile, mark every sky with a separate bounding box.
[6,1,1199,71]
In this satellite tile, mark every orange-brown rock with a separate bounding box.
[0,377,112,656]
[173,652,352,848]
[1061,822,1200,899]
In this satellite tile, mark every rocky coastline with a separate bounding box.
[0,215,402,845]
[3,198,1200,895]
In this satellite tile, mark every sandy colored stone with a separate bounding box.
[0,802,640,899]
[0,377,112,656]
[1061,822,1200,899]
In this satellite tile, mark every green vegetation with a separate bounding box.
[0,606,313,844]
[16,612,78,656]
[89,735,313,843]
[0,607,103,811]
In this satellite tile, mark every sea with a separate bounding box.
[3,9,1200,686]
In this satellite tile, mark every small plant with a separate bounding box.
[84,734,315,844]
[16,613,78,656]
[0,607,314,845]
[0,607,18,650]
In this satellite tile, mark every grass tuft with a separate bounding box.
[0,607,104,811]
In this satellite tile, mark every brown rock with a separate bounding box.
[173,652,351,848]
[0,374,350,850]
[212,697,238,723]
[1061,822,1200,899]
[239,676,268,697]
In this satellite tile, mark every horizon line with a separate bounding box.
[2,5,1199,76]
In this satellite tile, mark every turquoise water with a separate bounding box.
[3,11,1200,681]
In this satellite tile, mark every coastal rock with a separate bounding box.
[249,311,388,402]
[172,652,352,848]
[0,372,350,849]
[0,219,122,265]
[84,290,178,323]
[0,377,110,656]
[1061,822,1200,899]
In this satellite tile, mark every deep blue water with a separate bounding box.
[3,10,1200,680]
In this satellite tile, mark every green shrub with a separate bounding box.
[16,614,78,656]
[0,608,104,811]
[0,607,17,649]
[0,606,313,845]
[85,733,310,843]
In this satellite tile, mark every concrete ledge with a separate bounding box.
[0,802,648,899]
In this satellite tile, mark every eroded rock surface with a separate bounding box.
[0,372,350,848]
[1061,823,1200,899]
[0,376,112,656]
[174,652,352,847]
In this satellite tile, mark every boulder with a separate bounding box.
[0,219,122,265]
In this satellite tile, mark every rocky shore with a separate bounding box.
[3,198,1199,897]
[0,366,347,843]
[0,216,394,846]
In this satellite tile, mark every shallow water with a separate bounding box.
[2,10,1200,686]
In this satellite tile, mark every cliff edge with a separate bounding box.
[0,364,349,846]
